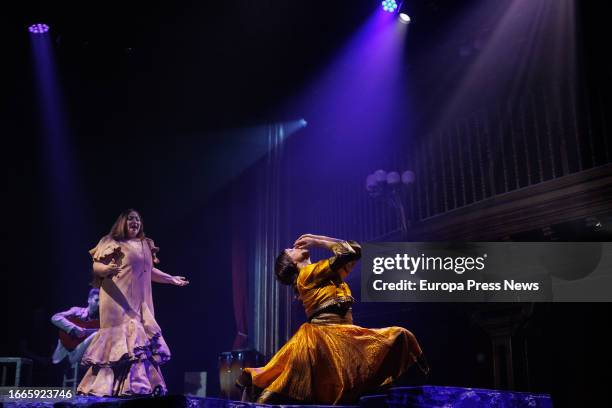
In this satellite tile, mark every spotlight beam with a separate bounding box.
[30,25,92,285]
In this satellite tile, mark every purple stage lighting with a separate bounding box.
[29,23,50,34]
[381,0,398,13]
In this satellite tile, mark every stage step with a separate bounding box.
[2,395,356,408]
[359,394,387,408]
[2,387,553,408]
[387,386,553,408]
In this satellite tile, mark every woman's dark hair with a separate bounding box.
[275,251,299,286]
[110,209,145,240]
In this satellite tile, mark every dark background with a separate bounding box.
[4,1,612,406]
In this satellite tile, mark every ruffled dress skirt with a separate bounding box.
[240,311,423,405]
[77,312,170,396]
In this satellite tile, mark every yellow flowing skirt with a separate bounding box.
[243,312,423,405]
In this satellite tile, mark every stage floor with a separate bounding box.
[1,386,553,408]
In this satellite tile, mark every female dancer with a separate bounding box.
[238,234,428,405]
[77,209,189,396]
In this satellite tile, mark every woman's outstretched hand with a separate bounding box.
[170,276,189,286]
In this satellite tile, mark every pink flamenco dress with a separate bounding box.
[77,235,171,397]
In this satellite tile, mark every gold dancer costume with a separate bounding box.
[239,237,427,405]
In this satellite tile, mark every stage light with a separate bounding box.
[401,170,415,184]
[374,169,387,183]
[29,23,50,34]
[382,0,398,13]
[299,118,308,127]
[387,171,400,185]
[399,13,411,24]
[366,168,415,232]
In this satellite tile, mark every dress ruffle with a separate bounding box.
[89,236,123,263]
[144,238,160,264]
[78,358,167,397]
[81,318,170,367]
